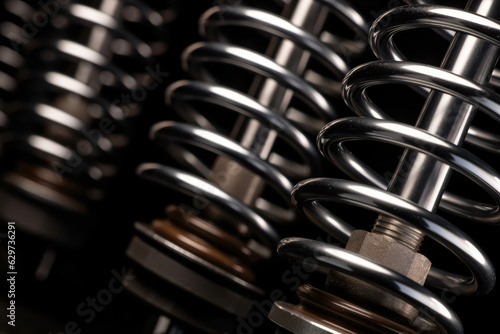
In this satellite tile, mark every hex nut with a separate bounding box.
[326,230,431,323]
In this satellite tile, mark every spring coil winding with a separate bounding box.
[0,0,171,217]
[136,0,370,284]
[285,3,500,333]
[0,0,38,130]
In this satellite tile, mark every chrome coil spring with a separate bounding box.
[137,0,369,274]
[280,2,500,334]
[125,0,369,332]
[0,0,172,217]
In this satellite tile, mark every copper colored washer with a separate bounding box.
[151,218,255,282]
[296,284,419,334]
[166,204,259,263]
[17,162,84,195]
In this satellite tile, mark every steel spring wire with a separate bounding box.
[282,2,500,333]
[125,0,370,331]
[0,0,173,245]
[0,1,38,132]
[137,0,369,274]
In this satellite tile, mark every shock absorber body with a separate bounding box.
[124,1,369,333]
[0,0,172,248]
[271,0,500,333]
[0,0,37,134]
[0,1,176,332]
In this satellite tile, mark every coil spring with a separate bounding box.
[136,0,369,277]
[0,0,171,219]
[0,0,37,130]
[281,2,500,333]
[127,0,368,333]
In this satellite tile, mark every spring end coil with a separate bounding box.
[127,1,370,330]
[275,2,500,334]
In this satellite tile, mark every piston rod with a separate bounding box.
[211,0,330,210]
[374,0,500,248]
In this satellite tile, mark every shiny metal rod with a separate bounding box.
[375,0,500,246]
[211,0,329,208]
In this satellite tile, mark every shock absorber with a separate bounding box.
[0,0,37,132]
[124,0,369,333]
[0,0,173,249]
[270,0,500,333]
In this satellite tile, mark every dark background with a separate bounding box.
[1,0,499,333]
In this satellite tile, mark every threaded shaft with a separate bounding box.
[372,215,424,252]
